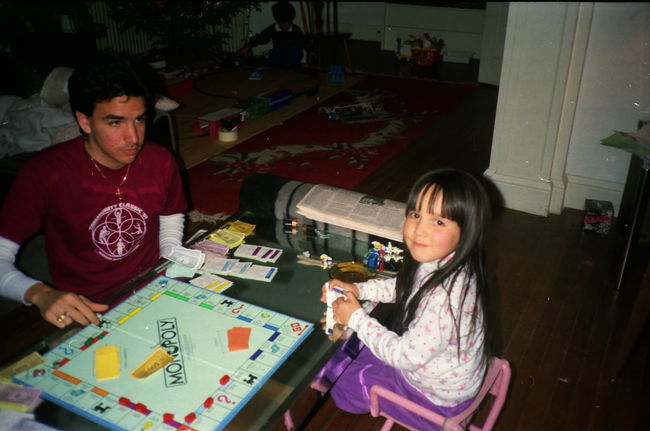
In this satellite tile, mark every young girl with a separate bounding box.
[320,168,491,430]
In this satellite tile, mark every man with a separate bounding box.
[237,0,306,70]
[0,53,188,328]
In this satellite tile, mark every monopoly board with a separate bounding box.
[14,275,313,431]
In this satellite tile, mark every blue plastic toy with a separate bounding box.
[249,69,263,80]
[328,65,345,84]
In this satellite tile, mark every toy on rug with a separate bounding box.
[327,65,345,84]
[248,69,263,80]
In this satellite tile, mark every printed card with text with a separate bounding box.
[234,244,283,264]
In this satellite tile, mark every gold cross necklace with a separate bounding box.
[88,155,131,200]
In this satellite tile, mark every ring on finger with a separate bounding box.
[56,312,68,323]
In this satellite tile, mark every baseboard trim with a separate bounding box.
[563,174,624,214]
[484,169,552,216]
[484,169,625,216]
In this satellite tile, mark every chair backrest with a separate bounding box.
[369,357,511,431]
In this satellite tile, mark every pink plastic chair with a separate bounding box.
[282,378,332,430]
[369,357,511,431]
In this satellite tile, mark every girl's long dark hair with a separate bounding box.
[391,169,491,363]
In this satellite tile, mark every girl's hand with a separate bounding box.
[332,290,361,326]
[319,312,349,341]
[320,279,359,303]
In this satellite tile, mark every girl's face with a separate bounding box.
[403,188,461,263]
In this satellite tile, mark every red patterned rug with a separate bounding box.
[187,75,476,217]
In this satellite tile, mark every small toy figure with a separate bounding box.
[363,248,383,272]
[364,241,404,273]
[363,242,385,272]
[383,242,404,263]
[318,102,383,123]
[248,69,263,80]
[320,254,333,269]
[328,65,345,84]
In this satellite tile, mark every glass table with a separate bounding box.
[11,211,401,430]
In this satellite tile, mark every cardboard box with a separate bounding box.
[164,78,193,99]
[193,108,244,137]
[443,50,474,64]
[232,97,269,122]
[583,199,614,234]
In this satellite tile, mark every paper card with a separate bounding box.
[226,327,251,352]
[190,273,233,293]
[192,240,229,257]
[207,229,245,249]
[259,247,282,263]
[165,262,199,279]
[230,261,253,276]
[94,345,120,381]
[130,347,175,379]
[0,410,35,430]
[233,244,262,259]
[0,383,42,412]
[0,352,45,379]
[238,265,278,282]
[222,220,256,236]
[166,246,205,269]
[202,256,239,274]
[234,244,283,263]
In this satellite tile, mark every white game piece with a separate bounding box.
[325,282,346,334]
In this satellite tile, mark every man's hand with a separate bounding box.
[24,283,109,328]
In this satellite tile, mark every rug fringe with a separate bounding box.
[187,209,230,224]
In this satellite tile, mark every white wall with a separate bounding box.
[479,2,508,86]
[486,2,585,216]
[486,2,650,216]
[337,2,385,42]
[563,2,650,211]
[246,2,487,59]
[383,4,484,58]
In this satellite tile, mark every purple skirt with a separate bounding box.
[316,336,474,430]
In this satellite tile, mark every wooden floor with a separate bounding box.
[240,67,648,429]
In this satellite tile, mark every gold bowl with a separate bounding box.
[328,261,372,283]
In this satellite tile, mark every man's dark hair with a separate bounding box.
[272,0,295,22]
[68,52,153,117]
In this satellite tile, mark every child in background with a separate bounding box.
[237,1,306,70]
[320,168,492,430]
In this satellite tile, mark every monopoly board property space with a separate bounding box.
[14,275,313,431]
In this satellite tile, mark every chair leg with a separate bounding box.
[310,377,331,394]
[283,410,295,431]
[380,418,395,431]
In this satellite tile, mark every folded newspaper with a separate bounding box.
[295,185,405,242]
